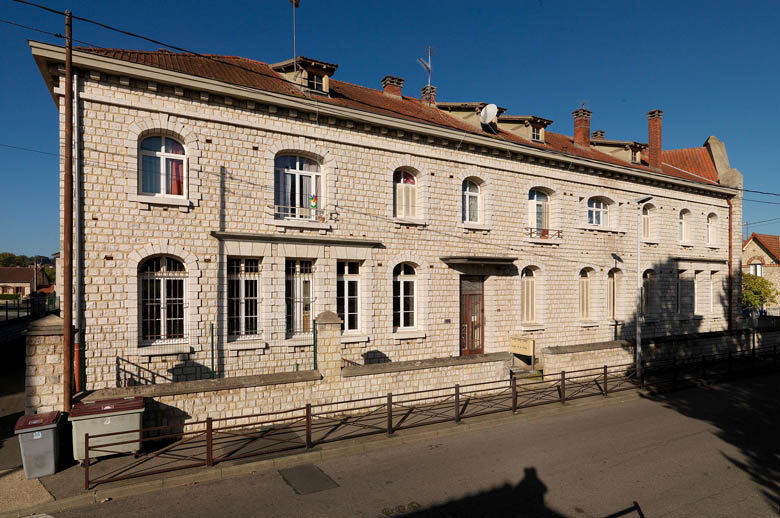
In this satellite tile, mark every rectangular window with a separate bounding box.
[607,274,616,320]
[227,258,261,339]
[307,74,323,92]
[393,278,415,328]
[274,156,321,220]
[694,270,702,315]
[531,126,541,141]
[286,260,314,336]
[749,264,764,277]
[337,261,360,332]
[521,275,535,323]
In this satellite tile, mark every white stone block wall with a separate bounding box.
[52,72,742,391]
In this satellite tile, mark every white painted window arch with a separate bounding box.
[393,263,416,329]
[139,136,186,197]
[139,255,186,344]
[394,169,417,219]
[462,179,481,223]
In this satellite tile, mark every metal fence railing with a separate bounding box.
[0,295,57,323]
[82,343,780,490]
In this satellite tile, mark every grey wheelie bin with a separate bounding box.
[69,396,145,462]
[15,411,63,479]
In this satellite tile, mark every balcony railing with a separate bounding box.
[275,204,326,222]
[525,227,563,239]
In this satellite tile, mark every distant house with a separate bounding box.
[0,267,51,297]
[743,233,780,315]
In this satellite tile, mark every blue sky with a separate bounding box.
[1,0,778,256]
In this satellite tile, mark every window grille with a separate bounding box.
[227,258,261,339]
[286,259,314,336]
[139,256,186,344]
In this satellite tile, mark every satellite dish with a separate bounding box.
[480,104,499,134]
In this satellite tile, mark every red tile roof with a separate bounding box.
[0,267,35,284]
[743,233,780,261]
[76,46,721,187]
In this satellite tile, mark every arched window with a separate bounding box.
[393,263,416,328]
[607,269,619,320]
[140,136,186,196]
[642,269,655,318]
[462,180,480,223]
[528,189,550,237]
[706,213,717,245]
[579,269,591,320]
[139,256,186,343]
[641,204,654,241]
[679,209,691,242]
[521,267,536,323]
[274,155,322,220]
[394,170,417,219]
[587,198,609,227]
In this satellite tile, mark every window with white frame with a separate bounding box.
[641,205,654,241]
[631,149,638,163]
[394,170,417,219]
[706,213,717,245]
[528,189,550,237]
[393,263,416,329]
[749,263,764,277]
[285,260,314,336]
[227,258,261,339]
[462,180,480,223]
[587,197,609,227]
[139,256,186,343]
[140,136,186,197]
[579,269,591,320]
[274,155,322,220]
[521,267,536,323]
[306,73,324,92]
[679,209,691,242]
[337,261,360,332]
[642,269,655,318]
[531,126,541,142]
[608,269,618,320]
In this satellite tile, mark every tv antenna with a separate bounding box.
[576,99,590,110]
[417,46,432,89]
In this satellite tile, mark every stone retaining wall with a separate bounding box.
[542,328,780,376]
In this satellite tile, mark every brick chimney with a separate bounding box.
[572,108,592,147]
[592,130,605,141]
[421,85,437,105]
[381,75,404,97]
[647,109,663,169]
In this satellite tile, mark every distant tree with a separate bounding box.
[742,273,778,312]
[0,252,54,267]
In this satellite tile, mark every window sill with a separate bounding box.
[706,245,721,250]
[527,236,560,245]
[577,225,621,234]
[226,336,268,351]
[678,242,694,248]
[135,341,192,356]
[274,219,331,230]
[393,330,426,340]
[458,222,491,232]
[130,194,191,208]
[642,240,659,245]
[394,218,427,227]
[580,321,599,328]
[340,334,370,345]
[520,323,545,332]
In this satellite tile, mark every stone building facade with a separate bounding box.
[29,41,744,403]
[742,233,780,315]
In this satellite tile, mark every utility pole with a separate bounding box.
[63,10,73,413]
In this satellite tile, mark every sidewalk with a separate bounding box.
[1,383,646,518]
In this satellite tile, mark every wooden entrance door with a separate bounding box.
[460,276,484,356]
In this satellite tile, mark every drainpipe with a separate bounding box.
[727,197,734,331]
[74,69,84,392]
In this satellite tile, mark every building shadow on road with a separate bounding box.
[642,372,780,515]
[401,467,568,518]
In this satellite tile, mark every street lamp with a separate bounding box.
[633,195,653,381]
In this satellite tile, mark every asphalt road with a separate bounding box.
[55,373,780,518]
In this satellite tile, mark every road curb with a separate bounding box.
[0,388,644,517]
